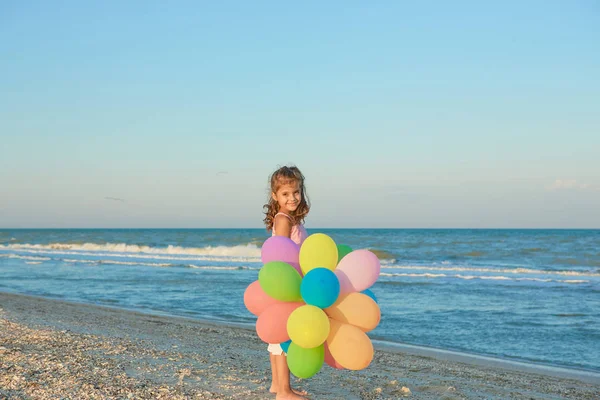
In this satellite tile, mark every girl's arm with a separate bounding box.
[273,214,292,239]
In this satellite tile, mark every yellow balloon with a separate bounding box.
[287,305,330,348]
[299,233,338,275]
[327,319,374,370]
[325,293,381,332]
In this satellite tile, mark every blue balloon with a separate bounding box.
[361,289,378,303]
[300,268,340,308]
[280,339,292,353]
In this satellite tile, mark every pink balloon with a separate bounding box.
[244,280,283,316]
[261,236,302,275]
[324,341,344,369]
[256,302,303,343]
[335,250,380,295]
[335,270,354,296]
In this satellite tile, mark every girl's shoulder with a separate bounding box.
[272,213,292,236]
[274,213,293,223]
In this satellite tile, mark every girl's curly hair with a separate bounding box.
[263,166,310,231]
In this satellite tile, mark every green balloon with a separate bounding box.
[337,244,353,264]
[287,342,324,379]
[258,261,302,302]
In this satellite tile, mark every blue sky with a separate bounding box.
[1,1,599,228]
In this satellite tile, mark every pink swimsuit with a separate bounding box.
[267,213,308,355]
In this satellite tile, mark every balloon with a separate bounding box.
[280,339,292,354]
[361,288,378,303]
[335,249,380,294]
[256,302,303,343]
[244,280,283,316]
[327,319,374,370]
[287,342,324,379]
[336,244,353,264]
[300,268,340,308]
[325,293,380,332]
[259,261,302,302]
[287,305,330,348]
[247,232,382,378]
[324,341,344,369]
[299,233,338,274]
[261,236,301,275]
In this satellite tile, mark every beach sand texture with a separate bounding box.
[1,292,598,399]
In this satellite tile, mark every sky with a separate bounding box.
[1,1,599,228]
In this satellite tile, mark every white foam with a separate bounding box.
[0,243,262,263]
[63,259,98,264]
[381,265,600,277]
[104,260,173,267]
[1,254,52,261]
[25,261,43,265]
[187,265,259,270]
[0,242,262,258]
[380,272,447,278]
[380,272,589,284]
[5,249,261,263]
[62,259,174,268]
[457,274,511,281]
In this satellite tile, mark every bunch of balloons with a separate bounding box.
[244,233,381,378]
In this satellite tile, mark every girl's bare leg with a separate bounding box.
[274,354,306,399]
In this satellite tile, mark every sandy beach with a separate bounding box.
[1,292,598,399]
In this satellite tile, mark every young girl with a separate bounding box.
[263,165,309,400]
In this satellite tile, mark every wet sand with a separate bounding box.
[1,292,599,399]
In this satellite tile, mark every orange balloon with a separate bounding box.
[244,280,283,316]
[256,302,303,343]
[324,341,344,369]
[325,292,381,332]
[327,319,374,370]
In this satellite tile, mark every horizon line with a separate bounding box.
[1,227,599,230]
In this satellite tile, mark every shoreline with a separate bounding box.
[3,291,598,382]
[1,291,599,399]
[373,340,600,385]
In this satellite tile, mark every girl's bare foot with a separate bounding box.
[275,390,307,400]
[270,386,307,396]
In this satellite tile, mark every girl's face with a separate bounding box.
[272,181,301,214]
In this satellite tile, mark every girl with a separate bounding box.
[263,165,309,400]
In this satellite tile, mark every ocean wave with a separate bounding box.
[0,242,261,257]
[552,258,600,267]
[521,247,544,253]
[464,251,485,257]
[2,249,261,264]
[62,259,174,268]
[379,281,435,286]
[0,254,51,261]
[380,272,447,278]
[187,265,259,271]
[63,259,99,264]
[553,313,588,317]
[381,265,600,277]
[379,272,589,284]
[28,256,259,270]
[367,249,396,261]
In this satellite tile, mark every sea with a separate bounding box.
[1,228,598,372]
